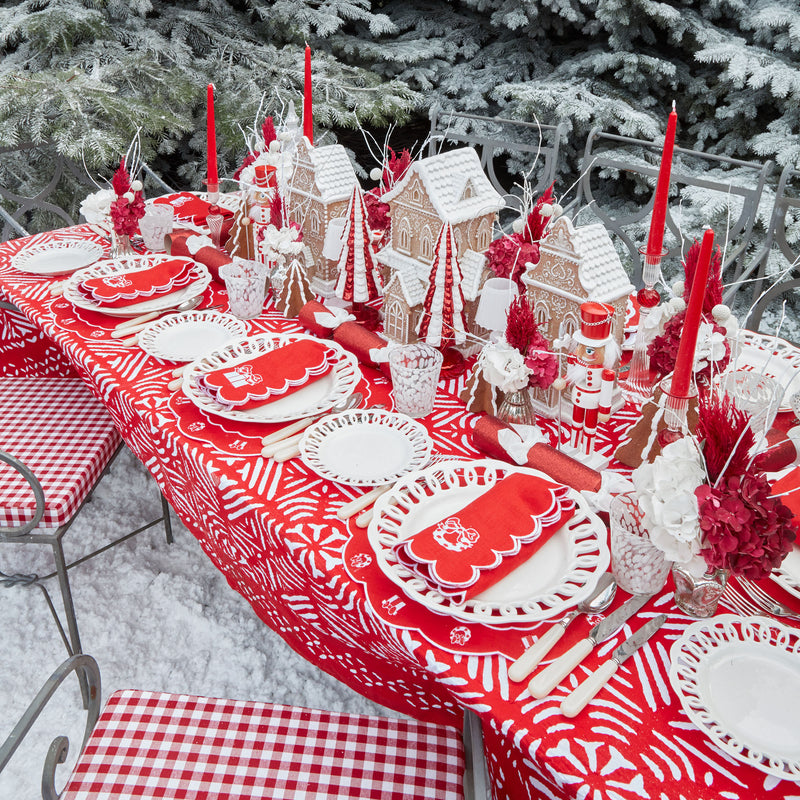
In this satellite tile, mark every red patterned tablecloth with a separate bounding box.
[1,223,798,800]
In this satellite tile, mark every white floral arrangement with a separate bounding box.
[480,341,532,393]
[630,436,708,575]
[257,223,303,266]
[79,188,115,227]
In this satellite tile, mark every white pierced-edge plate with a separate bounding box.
[734,330,800,413]
[182,332,361,424]
[299,409,433,487]
[138,311,248,363]
[367,459,609,625]
[669,615,800,780]
[62,255,211,318]
[11,240,104,276]
[772,546,800,601]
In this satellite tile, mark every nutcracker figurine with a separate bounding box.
[249,164,277,225]
[554,301,620,458]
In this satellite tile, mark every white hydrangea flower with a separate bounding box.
[79,188,114,225]
[631,436,707,567]
[480,342,532,393]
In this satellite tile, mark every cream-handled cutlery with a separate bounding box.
[560,614,667,717]
[528,592,653,699]
[259,392,364,456]
[111,294,208,334]
[508,573,617,683]
[337,485,392,521]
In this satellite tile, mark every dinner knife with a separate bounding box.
[528,592,653,699]
[560,613,667,717]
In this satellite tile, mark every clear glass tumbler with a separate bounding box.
[139,204,175,251]
[220,258,269,320]
[609,492,672,595]
[388,343,444,418]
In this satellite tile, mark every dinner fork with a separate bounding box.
[737,577,800,622]
[721,583,764,618]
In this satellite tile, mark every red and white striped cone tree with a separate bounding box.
[417,222,468,350]
[334,185,381,305]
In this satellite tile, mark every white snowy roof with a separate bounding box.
[382,147,505,225]
[572,222,634,302]
[459,249,486,302]
[384,266,427,308]
[307,143,359,203]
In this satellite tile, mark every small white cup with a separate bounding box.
[139,205,175,251]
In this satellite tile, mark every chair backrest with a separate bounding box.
[573,127,773,297]
[0,142,176,241]
[0,449,45,536]
[743,163,800,335]
[427,106,569,225]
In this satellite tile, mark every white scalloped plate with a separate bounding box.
[138,311,248,363]
[63,256,211,318]
[734,330,800,413]
[182,332,361,424]
[669,615,800,781]
[299,409,433,487]
[367,459,609,625]
[11,240,104,275]
[772,546,800,600]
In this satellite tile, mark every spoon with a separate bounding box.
[508,573,618,683]
[112,294,206,336]
[262,392,364,458]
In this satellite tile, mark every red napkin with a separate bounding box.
[392,472,575,604]
[154,193,233,226]
[199,339,336,410]
[79,259,196,307]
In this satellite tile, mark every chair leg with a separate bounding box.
[51,540,89,708]
[160,492,174,545]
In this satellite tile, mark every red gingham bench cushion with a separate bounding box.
[0,377,121,530]
[61,690,465,800]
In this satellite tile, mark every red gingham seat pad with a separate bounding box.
[61,690,465,800]
[0,378,121,530]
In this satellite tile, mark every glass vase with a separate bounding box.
[111,231,134,259]
[672,564,729,618]
[497,388,535,426]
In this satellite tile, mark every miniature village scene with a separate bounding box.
[173,69,767,479]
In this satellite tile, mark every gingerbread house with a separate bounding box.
[376,147,504,344]
[522,214,634,414]
[286,138,359,296]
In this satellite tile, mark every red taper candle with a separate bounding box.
[670,228,714,398]
[303,45,314,144]
[206,84,219,186]
[645,102,677,258]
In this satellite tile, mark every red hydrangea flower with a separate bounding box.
[696,471,797,580]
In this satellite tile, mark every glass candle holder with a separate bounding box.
[388,344,444,418]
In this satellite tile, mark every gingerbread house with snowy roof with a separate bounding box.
[523,214,635,413]
[287,138,360,296]
[376,147,505,344]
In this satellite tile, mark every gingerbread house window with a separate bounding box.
[453,227,463,256]
[477,220,491,251]
[421,225,433,261]
[562,311,579,338]
[310,210,320,236]
[384,297,408,342]
[411,184,423,204]
[534,303,549,327]
[460,178,475,201]
[398,219,411,254]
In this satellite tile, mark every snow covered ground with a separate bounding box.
[0,447,392,799]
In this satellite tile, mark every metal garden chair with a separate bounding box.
[573,127,773,299]
[0,142,175,242]
[0,654,490,800]
[0,377,173,704]
[741,163,800,336]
